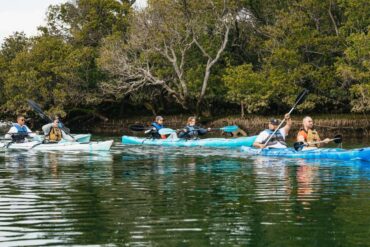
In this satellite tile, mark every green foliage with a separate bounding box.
[223,64,271,113]
[336,29,370,112]
[0,0,369,118]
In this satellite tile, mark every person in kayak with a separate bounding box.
[145,116,166,139]
[42,116,74,143]
[178,117,211,139]
[253,113,292,149]
[297,116,330,147]
[5,115,36,142]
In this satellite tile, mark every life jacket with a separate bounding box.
[11,123,29,143]
[13,123,28,134]
[297,128,320,147]
[180,125,207,139]
[185,125,197,138]
[150,122,165,139]
[48,127,62,142]
[261,129,286,147]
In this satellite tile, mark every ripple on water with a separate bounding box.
[0,142,369,246]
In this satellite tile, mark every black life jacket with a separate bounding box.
[261,129,287,147]
[179,126,207,139]
[150,122,163,139]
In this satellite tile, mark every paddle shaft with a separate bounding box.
[28,100,74,140]
[307,137,340,145]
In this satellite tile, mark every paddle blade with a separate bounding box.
[27,99,52,122]
[220,125,239,133]
[293,142,305,151]
[294,89,309,106]
[158,128,176,135]
[333,134,343,144]
[129,124,146,131]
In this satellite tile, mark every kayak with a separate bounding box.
[122,135,257,148]
[73,134,92,143]
[0,140,113,151]
[241,146,370,162]
[33,133,92,143]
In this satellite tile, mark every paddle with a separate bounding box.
[158,125,240,136]
[27,99,73,138]
[293,134,343,151]
[211,125,239,133]
[260,89,309,152]
[129,124,148,132]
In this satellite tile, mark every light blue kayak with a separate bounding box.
[122,135,257,148]
[241,146,370,162]
[33,134,91,143]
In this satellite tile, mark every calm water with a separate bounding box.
[0,137,369,246]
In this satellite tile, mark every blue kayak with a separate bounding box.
[122,135,257,148]
[241,146,370,162]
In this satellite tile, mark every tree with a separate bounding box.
[336,30,370,112]
[223,64,270,116]
[99,0,253,115]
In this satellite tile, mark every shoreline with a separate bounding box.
[88,114,370,137]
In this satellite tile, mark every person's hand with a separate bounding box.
[284,113,291,120]
[323,138,331,143]
[207,127,211,131]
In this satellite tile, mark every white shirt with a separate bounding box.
[255,129,287,149]
[5,125,36,139]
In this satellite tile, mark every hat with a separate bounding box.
[270,118,280,125]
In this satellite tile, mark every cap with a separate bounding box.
[270,118,280,125]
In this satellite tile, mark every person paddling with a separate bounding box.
[42,116,74,143]
[5,115,36,142]
[178,117,211,139]
[297,116,330,148]
[253,114,292,149]
[145,116,166,139]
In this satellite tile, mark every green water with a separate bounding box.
[0,138,369,246]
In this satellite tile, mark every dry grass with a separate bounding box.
[91,114,370,137]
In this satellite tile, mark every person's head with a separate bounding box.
[16,115,26,126]
[52,115,60,127]
[302,116,313,130]
[268,118,280,130]
[155,116,164,125]
[187,116,196,126]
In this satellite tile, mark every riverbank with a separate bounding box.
[89,114,370,138]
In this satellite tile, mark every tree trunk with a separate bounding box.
[241,101,245,118]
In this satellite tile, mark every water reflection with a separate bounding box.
[0,144,369,246]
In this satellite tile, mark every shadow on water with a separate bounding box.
[0,140,369,246]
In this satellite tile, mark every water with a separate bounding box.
[0,138,369,246]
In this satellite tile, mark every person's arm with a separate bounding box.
[198,127,208,135]
[253,132,266,149]
[25,126,36,137]
[62,131,75,142]
[7,126,17,134]
[283,113,292,135]
[297,133,306,143]
[253,142,265,149]
[42,123,52,136]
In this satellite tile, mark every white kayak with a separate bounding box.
[0,140,113,151]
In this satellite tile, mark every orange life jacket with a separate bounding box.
[297,128,321,147]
